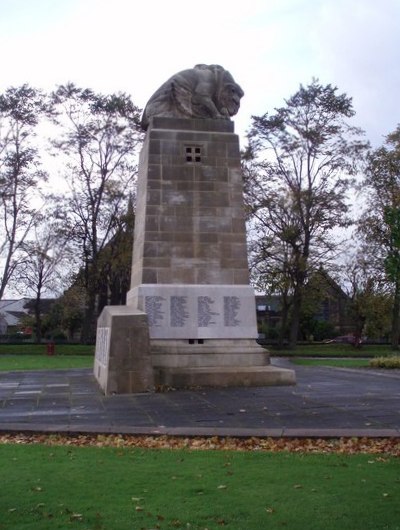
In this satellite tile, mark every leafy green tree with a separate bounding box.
[51,84,142,342]
[340,252,391,345]
[43,283,85,341]
[359,126,400,348]
[245,80,367,348]
[0,85,50,299]
[299,270,339,341]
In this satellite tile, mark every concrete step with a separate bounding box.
[152,352,270,368]
[155,365,296,388]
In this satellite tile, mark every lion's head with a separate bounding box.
[195,64,244,118]
[218,82,244,118]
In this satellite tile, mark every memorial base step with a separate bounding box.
[150,338,268,356]
[155,365,296,388]
[151,352,269,368]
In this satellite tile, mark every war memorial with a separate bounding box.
[94,64,295,394]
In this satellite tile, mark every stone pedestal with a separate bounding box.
[94,307,154,395]
[94,117,295,392]
[94,118,295,393]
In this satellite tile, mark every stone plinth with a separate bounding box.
[125,117,295,388]
[94,116,295,392]
[94,307,154,395]
[157,365,296,388]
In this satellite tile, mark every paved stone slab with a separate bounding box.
[0,361,399,437]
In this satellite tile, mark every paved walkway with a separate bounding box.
[0,359,400,437]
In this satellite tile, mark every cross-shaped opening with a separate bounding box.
[185,145,202,163]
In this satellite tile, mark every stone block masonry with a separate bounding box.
[94,307,154,395]
[95,116,295,392]
[129,117,250,289]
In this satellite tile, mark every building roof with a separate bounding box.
[0,298,30,327]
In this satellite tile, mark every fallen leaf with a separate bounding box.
[0,433,399,456]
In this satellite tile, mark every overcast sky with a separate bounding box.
[1,0,399,147]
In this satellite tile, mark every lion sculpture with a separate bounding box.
[141,64,244,130]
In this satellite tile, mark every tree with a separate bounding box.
[245,80,367,347]
[299,268,347,342]
[15,218,72,343]
[51,84,142,342]
[0,85,50,299]
[243,166,296,347]
[358,126,400,349]
[43,282,85,341]
[97,197,135,310]
[341,253,391,344]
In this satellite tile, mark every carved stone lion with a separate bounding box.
[141,64,244,130]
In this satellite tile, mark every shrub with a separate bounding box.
[45,329,67,341]
[369,355,400,368]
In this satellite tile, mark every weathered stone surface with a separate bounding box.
[95,114,295,392]
[94,307,154,395]
[129,118,250,288]
[141,65,243,130]
[151,116,234,133]
[156,366,296,388]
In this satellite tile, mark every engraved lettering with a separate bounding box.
[95,327,110,364]
[224,296,241,327]
[198,296,219,327]
[170,296,189,327]
[145,296,166,327]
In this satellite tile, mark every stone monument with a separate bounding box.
[94,64,295,393]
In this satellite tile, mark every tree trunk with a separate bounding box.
[288,286,302,349]
[80,261,98,344]
[0,241,15,301]
[391,279,400,350]
[80,293,97,344]
[277,293,290,349]
[34,297,42,344]
[278,308,288,350]
[80,272,98,344]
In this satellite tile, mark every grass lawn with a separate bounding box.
[0,354,93,371]
[0,344,94,355]
[268,343,397,358]
[0,443,399,530]
[0,343,396,372]
[0,344,94,371]
[291,358,370,368]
